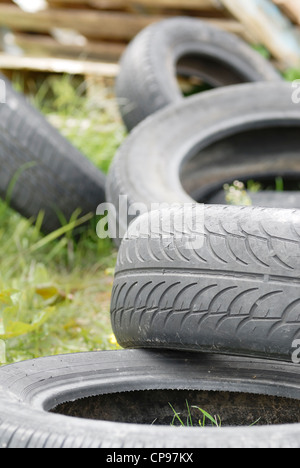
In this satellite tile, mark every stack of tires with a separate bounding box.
[0,18,299,449]
[108,18,300,363]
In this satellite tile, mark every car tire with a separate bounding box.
[0,74,106,233]
[116,17,282,131]
[106,82,300,243]
[0,350,299,448]
[111,204,300,361]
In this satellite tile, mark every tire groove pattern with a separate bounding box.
[111,206,300,361]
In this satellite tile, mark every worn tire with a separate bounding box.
[0,350,299,448]
[116,17,282,130]
[0,74,106,233]
[111,204,300,361]
[106,81,300,242]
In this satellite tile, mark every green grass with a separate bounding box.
[169,401,222,428]
[0,74,126,365]
[169,400,261,428]
[283,68,300,82]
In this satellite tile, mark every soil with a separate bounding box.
[51,389,300,427]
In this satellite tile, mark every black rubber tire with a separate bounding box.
[0,350,299,448]
[111,204,300,362]
[106,81,300,241]
[0,74,106,233]
[116,17,282,131]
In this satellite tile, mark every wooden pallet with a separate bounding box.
[0,0,299,77]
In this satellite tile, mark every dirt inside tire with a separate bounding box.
[52,389,300,427]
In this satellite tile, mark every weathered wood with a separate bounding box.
[219,0,300,67]
[0,53,120,76]
[0,4,247,41]
[46,0,130,10]
[45,0,221,12]
[127,0,222,11]
[13,33,126,61]
[0,5,163,41]
[273,0,300,25]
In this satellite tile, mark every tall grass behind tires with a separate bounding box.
[0,74,125,365]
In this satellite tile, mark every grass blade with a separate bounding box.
[169,403,185,427]
[5,161,37,206]
[250,418,261,427]
[186,399,193,427]
[29,212,93,253]
[192,406,221,427]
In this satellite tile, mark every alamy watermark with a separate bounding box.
[292,340,300,364]
[292,79,300,104]
[96,196,205,249]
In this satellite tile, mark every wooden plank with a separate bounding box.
[219,0,300,67]
[203,18,248,36]
[273,0,300,25]
[0,53,120,76]
[127,0,222,11]
[46,0,129,10]
[45,0,221,12]
[0,4,247,42]
[0,4,163,41]
[13,32,126,61]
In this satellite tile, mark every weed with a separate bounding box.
[169,400,261,428]
[169,401,221,428]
